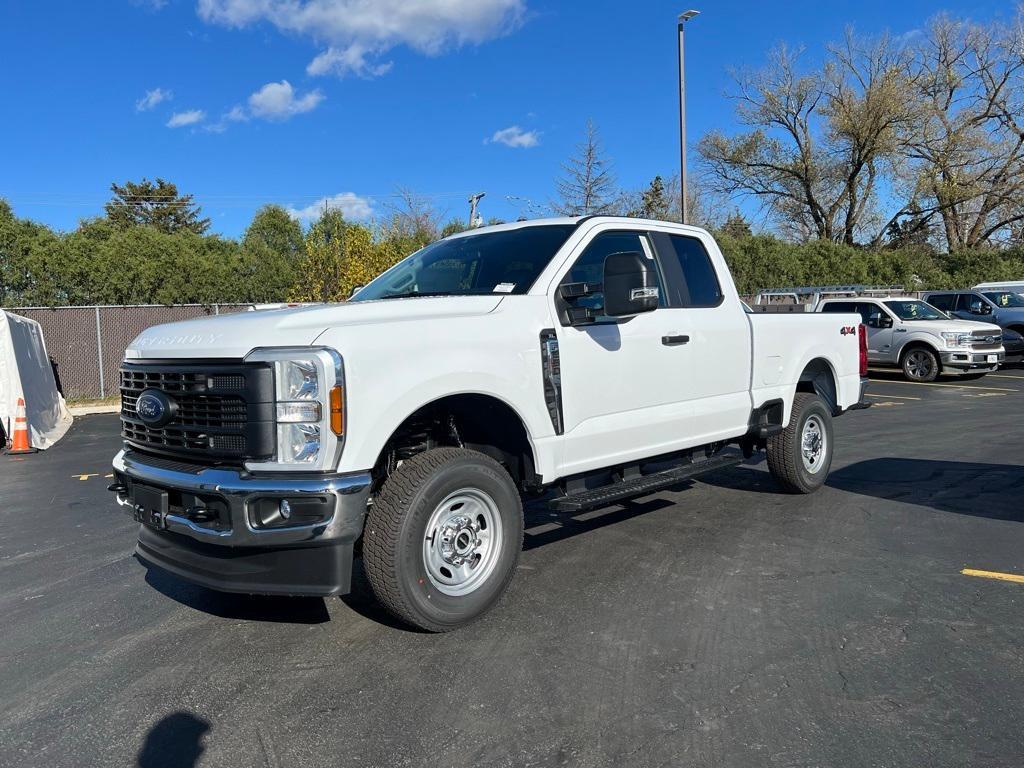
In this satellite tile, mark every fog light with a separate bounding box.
[250,497,334,529]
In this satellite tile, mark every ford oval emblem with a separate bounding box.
[135,389,176,428]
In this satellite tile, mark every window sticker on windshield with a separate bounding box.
[493,283,516,293]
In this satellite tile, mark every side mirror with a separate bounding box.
[602,252,659,317]
[878,315,894,329]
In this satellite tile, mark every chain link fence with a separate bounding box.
[4,304,252,401]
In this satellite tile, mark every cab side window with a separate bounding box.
[927,294,955,312]
[822,301,874,325]
[561,231,663,311]
[652,233,723,308]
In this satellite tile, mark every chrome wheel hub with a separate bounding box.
[437,515,482,567]
[423,488,503,597]
[801,415,827,474]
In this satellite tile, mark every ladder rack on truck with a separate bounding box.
[752,285,910,312]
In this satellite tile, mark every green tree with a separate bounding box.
[718,210,753,239]
[243,204,304,261]
[637,176,671,220]
[104,177,211,234]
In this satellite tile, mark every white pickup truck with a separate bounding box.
[110,216,869,631]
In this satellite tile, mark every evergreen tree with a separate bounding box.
[105,178,211,234]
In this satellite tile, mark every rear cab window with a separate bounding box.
[650,232,723,308]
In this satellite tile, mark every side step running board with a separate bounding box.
[549,451,744,513]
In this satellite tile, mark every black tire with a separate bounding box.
[363,447,524,632]
[901,346,940,382]
[767,393,834,494]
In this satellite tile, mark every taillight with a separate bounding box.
[858,324,868,376]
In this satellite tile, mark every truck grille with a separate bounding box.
[969,332,1002,351]
[120,362,275,462]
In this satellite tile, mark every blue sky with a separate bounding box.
[0,0,1014,237]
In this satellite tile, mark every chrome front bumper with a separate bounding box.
[112,450,372,596]
[940,349,1005,370]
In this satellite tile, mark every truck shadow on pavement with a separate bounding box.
[337,493,685,631]
[142,565,331,624]
[827,458,1024,520]
[704,458,1024,520]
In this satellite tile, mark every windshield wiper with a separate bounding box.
[379,290,492,300]
[378,291,456,300]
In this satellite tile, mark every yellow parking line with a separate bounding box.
[870,379,1018,393]
[987,373,1024,379]
[864,392,922,401]
[962,568,1024,584]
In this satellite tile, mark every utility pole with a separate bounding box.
[678,10,699,224]
[468,192,486,228]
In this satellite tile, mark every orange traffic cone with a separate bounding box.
[7,397,37,455]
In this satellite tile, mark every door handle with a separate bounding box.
[662,334,690,346]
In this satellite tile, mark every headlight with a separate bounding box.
[280,360,318,400]
[941,332,971,348]
[243,347,345,472]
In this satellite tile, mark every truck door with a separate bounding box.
[649,231,752,444]
[553,229,692,476]
[861,302,896,361]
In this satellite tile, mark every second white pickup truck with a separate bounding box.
[110,216,869,630]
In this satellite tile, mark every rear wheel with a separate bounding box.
[901,346,940,382]
[767,393,834,494]
[363,447,523,632]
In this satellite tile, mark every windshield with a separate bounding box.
[884,300,946,321]
[351,225,577,301]
[983,291,1024,308]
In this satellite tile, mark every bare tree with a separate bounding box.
[552,120,619,216]
[699,33,915,245]
[900,14,1024,250]
[383,186,446,242]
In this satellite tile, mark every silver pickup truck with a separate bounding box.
[818,296,1004,382]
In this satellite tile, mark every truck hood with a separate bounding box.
[994,307,1024,322]
[904,319,1002,334]
[125,296,505,359]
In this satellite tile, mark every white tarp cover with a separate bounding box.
[0,311,73,450]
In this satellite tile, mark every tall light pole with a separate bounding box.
[678,9,699,224]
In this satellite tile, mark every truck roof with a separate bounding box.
[443,215,710,240]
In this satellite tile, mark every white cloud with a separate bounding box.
[197,0,527,78]
[166,109,206,128]
[287,192,373,222]
[136,87,172,112]
[488,125,540,148]
[248,80,324,120]
[225,104,248,122]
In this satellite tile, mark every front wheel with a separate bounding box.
[767,393,835,494]
[363,447,524,632]
[901,347,940,382]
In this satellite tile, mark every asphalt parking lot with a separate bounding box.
[2,370,1023,768]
